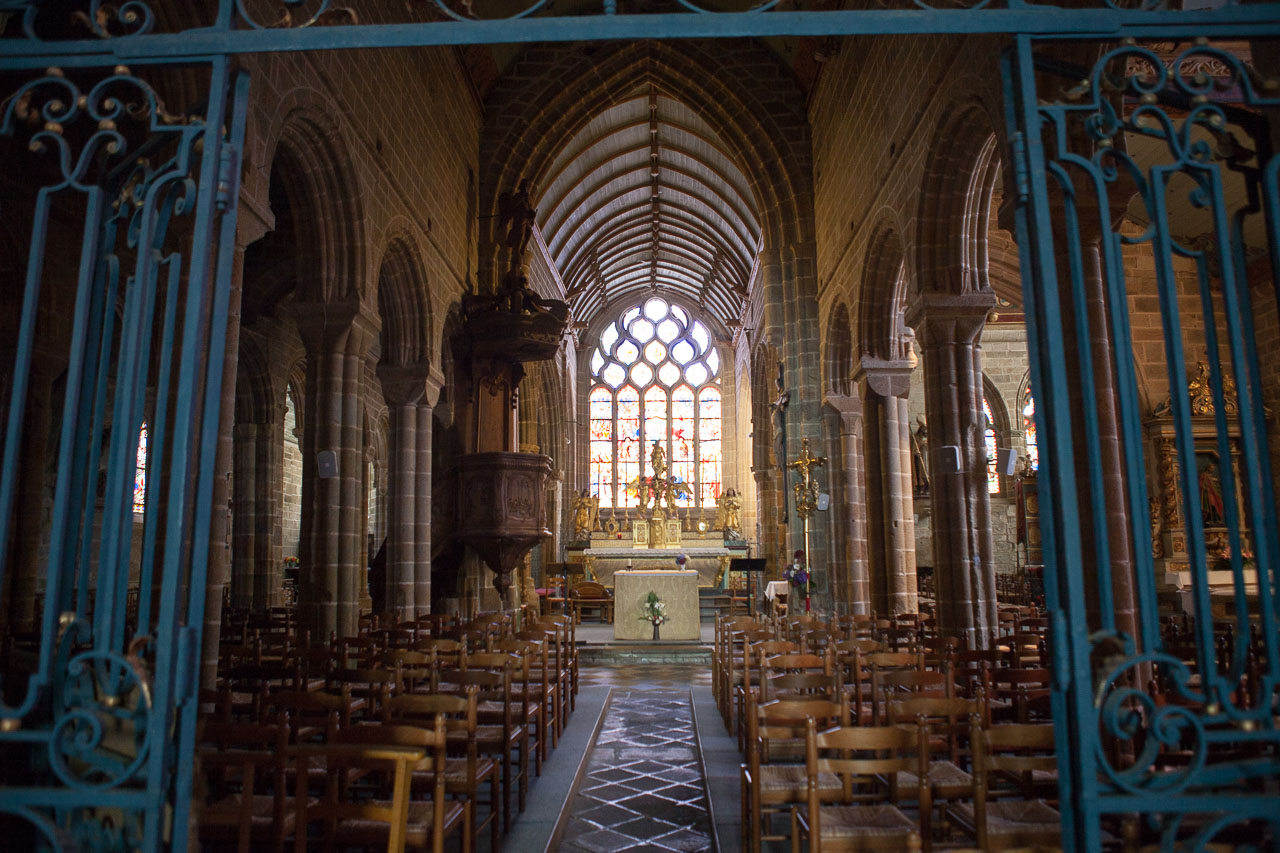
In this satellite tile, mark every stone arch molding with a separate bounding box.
[858,219,912,363]
[259,89,368,306]
[373,224,434,370]
[915,93,1004,297]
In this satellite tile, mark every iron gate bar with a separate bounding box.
[1,7,1280,68]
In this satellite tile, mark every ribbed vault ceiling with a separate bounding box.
[536,88,762,328]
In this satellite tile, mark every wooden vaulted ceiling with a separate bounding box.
[536,87,762,328]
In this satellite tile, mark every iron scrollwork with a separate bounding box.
[1019,37,1280,848]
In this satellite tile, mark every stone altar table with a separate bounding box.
[613,570,701,641]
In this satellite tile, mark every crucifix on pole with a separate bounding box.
[788,437,826,611]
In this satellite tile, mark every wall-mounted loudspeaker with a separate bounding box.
[816,493,831,511]
[997,448,1018,477]
[938,445,962,473]
[316,450,338,479]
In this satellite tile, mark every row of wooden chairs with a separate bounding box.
[202,608,581,851]
[720,612,1063,852]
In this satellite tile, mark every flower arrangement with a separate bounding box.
[639,590,668,626]
[784,549,808,589]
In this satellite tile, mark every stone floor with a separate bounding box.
[555,690,716,853]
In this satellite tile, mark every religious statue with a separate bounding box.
[571,488,598,541]
[911,415,930,496]
[497,178,537,269]
[770,360,790,473]
[770,360,790,522]
[650,440,668,478]
[717,488,743,540]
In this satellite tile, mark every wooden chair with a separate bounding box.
[198,720,292,853]
[291,720,464,853]
[438,658,529,832]
[888,696,982,847]
[568,581,614,623]
[790,718,929,852]
[382,690,498,853]
[741,696,849,853]
[864,651,925,724]
[949,721,1061,851]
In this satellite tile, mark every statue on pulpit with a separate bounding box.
[572,489,598,541]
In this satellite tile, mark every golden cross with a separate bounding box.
[786,437,827,482]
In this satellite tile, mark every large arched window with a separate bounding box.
[588,297,721,508]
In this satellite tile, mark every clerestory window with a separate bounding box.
[588,297,722,509]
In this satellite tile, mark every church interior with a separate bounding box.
[0,3,1278,851]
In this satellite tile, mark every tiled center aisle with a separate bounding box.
[556,689,717,853]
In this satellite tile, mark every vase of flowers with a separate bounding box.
[640,590,667,641]
[783,550,810,612]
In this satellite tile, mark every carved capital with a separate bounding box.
[854,357,914,399]
[292,301,379,356]
[906,290,997,348]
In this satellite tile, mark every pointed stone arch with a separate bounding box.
[375,232,433,370]
[262,94,367,305]
[915,99,1002,296]
[824,302,854,399]
[859,222,910,361]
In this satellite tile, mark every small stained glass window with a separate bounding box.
[134,423,148,514]
[1022,386,1039,472]
[983,398,999,494]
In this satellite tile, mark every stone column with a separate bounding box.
[415,369,444,616]
[202,202,272,690]
[856,358,919,616]
[378,365,427,619]
[908,291,997,646]
[294,302,378,640]
[824,394,869,614]
[230,411,285,612]
[1053,201,1138,642]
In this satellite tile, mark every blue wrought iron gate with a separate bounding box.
[0,43,250,849]
[1002,36,1280,850]
[0,2,1278,851]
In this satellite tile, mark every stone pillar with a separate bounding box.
[202,203,271,690]
[825,394,869,614]
[230,412,284,612]
[415,369,444,616]
[230,422,258,610]
[294,302,378,640]
[378,366,426,619]
[908,292,997,646]
[856,358,919,616]
[1055,203,1138,643]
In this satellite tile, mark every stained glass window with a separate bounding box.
[588,297,722,508]
[1022,386,1039,472]
[590,387,614,505]
[134,423,148,514]
[982,398,999,494]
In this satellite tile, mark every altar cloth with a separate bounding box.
[612,570,701,641]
